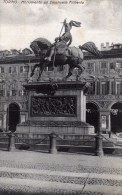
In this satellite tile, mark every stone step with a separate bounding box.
[0,166,121,195]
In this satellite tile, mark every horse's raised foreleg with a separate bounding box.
[64,66,74,80]
[37,66,44,81]
[37,61,46,81]
[76,63,85,76]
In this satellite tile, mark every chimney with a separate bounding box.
[101,43,104,50]
[106,42,109,48]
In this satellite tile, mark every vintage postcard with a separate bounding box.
[0,0,122,194]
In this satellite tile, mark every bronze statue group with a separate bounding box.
[29,19,101,81]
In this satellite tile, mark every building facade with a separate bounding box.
[0,44,122,134]
[84,47,122,134]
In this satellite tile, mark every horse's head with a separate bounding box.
[30,41,40,56]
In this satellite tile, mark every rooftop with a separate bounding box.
[0,45,122,64]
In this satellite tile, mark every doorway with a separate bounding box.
[111,102,122,133]
[7,103,20,132]
[86,102,99,133]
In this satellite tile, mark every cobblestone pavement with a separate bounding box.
[0,150,121,195]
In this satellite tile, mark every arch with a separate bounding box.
[7,102,20,132]
[109,100,122,110]
[111,102,122,133]
[86,102,99,133]
[86,101,100,110]
[7,101,23,110]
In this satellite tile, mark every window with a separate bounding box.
[0,67,4,73]
[8,67,17,73]
[0,116,2,127]
[7,91,10,97]
[20,66,29,73]
[96,81,100,95]
[12,90,16,96]
[0,84,4,96]
[116,82,122,95]
[88,82,95,95]
[111,81,115,94]
[57,65,63,71]
[19,90,24,96]
[101,62,107,69]
[13,67,17,73]
[8,67,12,73]
[20,66,23,73]
[87,63,94,69]
[115,62,122,69]
[47,65,53,71]
[110,62,115,70]
[11,83,16,89]
[0,90,4,96]
[24,66,29,72]
[101,82,108,95]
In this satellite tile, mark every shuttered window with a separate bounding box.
[116,82,122,95]
[101,82,109,95]
[111,81,115,94]
[0,67,4,73]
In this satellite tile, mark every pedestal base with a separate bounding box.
[17,121,94,135]
[17,81,94,143]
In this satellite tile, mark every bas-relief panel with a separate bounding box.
[30,96,77,117]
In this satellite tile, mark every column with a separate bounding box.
[114,78,116,95]
[100,80,102,95]
[106,113,111,132]
[95,111,104,157]
[3,113,7,130]
[4,83,7,97]
[95,80,97,95]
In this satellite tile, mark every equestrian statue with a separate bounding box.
[29,19,102,81]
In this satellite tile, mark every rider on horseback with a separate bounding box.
[45,20,81,62]
[29,19,101,81]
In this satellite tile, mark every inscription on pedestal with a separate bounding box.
[31,96,77,117]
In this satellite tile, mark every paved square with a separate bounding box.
[0,150,121,195]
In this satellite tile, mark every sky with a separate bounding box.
[0,0,122,50]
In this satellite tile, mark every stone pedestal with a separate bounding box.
[49,133,57,154]
[8,132,16,152]
[17,81,94,136]
[95,133,104,157]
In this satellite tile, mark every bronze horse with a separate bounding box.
[30,38,101,81]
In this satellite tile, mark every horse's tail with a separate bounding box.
[79,42,102,58]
